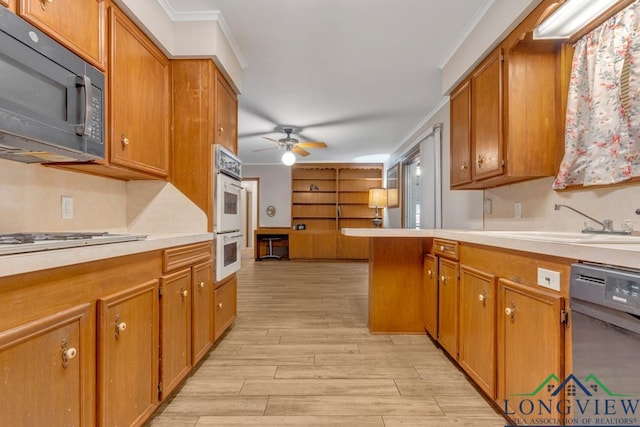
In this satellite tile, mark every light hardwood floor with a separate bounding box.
[148,250,508,426]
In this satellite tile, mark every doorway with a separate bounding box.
[241,178,259,250]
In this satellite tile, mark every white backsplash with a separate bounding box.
[484,177,640,233]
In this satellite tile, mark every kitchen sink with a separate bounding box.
[467,230,640,244]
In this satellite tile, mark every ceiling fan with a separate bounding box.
[255,128,327,164]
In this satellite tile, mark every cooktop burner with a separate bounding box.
[0,232,147,255]
[0,232,111,244]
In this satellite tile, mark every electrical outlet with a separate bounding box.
[537,267,560,291]
[61,196,73,219]
[514,202,522,219]
[483,199,492,215]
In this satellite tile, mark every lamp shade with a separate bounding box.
[368,188,388,208]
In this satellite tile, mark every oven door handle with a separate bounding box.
[227,182,243,190]
[223,233,243,241]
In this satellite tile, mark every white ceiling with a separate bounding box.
[165,0,493,165]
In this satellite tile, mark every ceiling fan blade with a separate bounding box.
[296,142,327,149]
[262,136,282,144]
[252,146,279,152]
[292,147,310,157]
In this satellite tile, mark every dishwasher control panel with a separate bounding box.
[571,262,640,314]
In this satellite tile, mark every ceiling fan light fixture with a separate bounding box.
[282,150,296,166]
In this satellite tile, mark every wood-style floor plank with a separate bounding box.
[147,250,506,426]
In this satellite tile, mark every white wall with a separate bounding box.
[243,165,291,228]
[384,102,483,230]
[241,179,259,247]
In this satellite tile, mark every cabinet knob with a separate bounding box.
[440,275,446,284]
[217,302,223,309]
[477,155,485,167]
[427,270,433,278]
[121,135,130,149]
[218,127,224,134]
[198,281,205,289]
[181,289,189,300]
[440,245,445,251]
[60,339,76,369]
[115,319,127,339]
[478,293,486,302]
[40,0,53,11]
[460,163,468,171]
[505,304,516,319]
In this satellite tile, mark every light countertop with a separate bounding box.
[0,232,213,278]
[342,228,640,270]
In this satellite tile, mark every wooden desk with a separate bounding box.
[254,228,291,260]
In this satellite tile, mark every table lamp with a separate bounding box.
[368,188,387,228]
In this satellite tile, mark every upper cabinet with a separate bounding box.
[215,71,238,153]
[2,0,16,12]
[18,0,106,69]
[449,0,560,190]
[108,4,169,178]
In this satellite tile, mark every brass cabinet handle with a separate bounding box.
[121,135,129,149]
[61,339,77,369]
[181,289,188,300]
[478,293,487,302]
[440,245,445,251]
[505,302,516,319]
[218,127,224,135]
[460,163,468,170]
[217,302,223,309]
[477,154,485,168]
[440,275,446,284]
[198,281,205,289]
[427,270,433,278]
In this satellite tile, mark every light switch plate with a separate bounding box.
[483,199,492,214]
[514,202,522,219]
[61,196,73,219]
[537,267,560,291]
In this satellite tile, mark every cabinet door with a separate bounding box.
[498,279,564,423]
[450,80,472,186]
[289,232,315,259]
[19,0,105,69]
[422,255,438,338]
[459,266,497,398]
[160,269,192,399]
[215,72,238,154]
[471,48,503,181]
[97,280,159,427]
[214,276,237,340]
[2,0,16,11]
[0,304,91,426]
[192,261,214,365]
[437,258,459,358]
[337,235,369,259]
[314,232,337,259]
[109,5,169,177]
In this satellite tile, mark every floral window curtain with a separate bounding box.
[553,0,640,189]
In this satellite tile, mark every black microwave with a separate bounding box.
[0,6,104,163]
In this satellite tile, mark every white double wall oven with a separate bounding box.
[214,145,243,282]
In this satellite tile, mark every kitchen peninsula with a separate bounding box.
[344,227,640,424]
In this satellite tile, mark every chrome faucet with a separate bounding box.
[554,204,629,234]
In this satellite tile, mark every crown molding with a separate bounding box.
[156,0,248,69]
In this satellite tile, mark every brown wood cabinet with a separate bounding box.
[459,265,497,398]
[171,59,239,231]
[437,257,459,359]
[108,4,169,178]
[449,81,471,187]
[214,275,237,340]
[2,0,16,11]
[215,71,238,153]
[498,278,565,423]
[0,303,92,426]
[449,0,560,189]
[18,0,106,69]
[97,280,159,427]
[422,254,438,338]
[290,164,382,260]
[160,269,192,399]
[191,260,214,365]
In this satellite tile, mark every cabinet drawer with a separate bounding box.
[163,242,212,273]
[214,276,237,340]
[433,239,459,260]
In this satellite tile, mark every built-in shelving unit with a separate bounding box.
[290,163,383,260]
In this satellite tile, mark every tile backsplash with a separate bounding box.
[484,177,640,233]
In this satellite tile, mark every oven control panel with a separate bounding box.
[215,144,242,180]
[607,278,640,310]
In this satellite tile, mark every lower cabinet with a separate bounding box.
[422,254,438,338]
[191,261,214,365]
[214,275,238,340]
[459,265,497,398]
[160,269,192,399]
[97,280,159,427]
[291,231,368,260]
[497,278,565,423]
[0,303,92,426]
[437,258,459,358]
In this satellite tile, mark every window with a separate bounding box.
[403,148,421,229]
